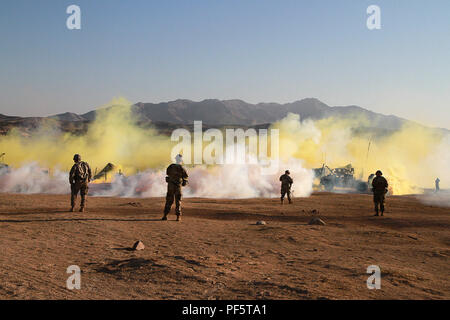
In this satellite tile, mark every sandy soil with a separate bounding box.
[0,192,448,300]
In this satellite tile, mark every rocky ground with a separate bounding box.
[0,192,448,299]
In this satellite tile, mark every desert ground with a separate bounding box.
[0,192,448,300]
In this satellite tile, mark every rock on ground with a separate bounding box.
[132,240,145,250]
[308,217,326,226]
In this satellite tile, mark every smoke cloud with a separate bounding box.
[0,160,313,199]
[0,97,448,205]
[0,97,173,174]
[0,162,68,194]
[272,113,450,199]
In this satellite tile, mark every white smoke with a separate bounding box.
[93,158,313,198]
[419,192,450,207]
[185,158,313,198]
[415,133,450,207]
[0,160,314,199]
[92,170,167,197]
[0,162,68,194]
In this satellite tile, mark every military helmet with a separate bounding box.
[73,154,81,162]
[285,170,290,174]
[376,170,382,176]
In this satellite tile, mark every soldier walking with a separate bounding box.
[279,170,293,204]
[435,178,440,192]
[162,154,188,222]
[371,170,388,216]
[69,154,92,212]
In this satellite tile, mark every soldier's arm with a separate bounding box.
[86,162,92,182]
[69,165,75,184]
[182,167,188,180]
[371,178,376,192]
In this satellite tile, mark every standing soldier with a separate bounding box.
[69,154,92,212]
[162,154,188,222]
[371,170,388,216]
[279,170,293,204]
[435,178,440,192]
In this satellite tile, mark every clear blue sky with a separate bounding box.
[0,0,449,128]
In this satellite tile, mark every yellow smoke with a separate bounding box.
[0,99,448,195]
[271,113,449,194]
[0,98,173,176]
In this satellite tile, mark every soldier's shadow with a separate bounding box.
[112,247,135,251]
[0,210,72,216]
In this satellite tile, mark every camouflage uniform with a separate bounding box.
[372,175,388,216]
[163,163,188,219]
[279,173,293,204]
[69,160,92,211]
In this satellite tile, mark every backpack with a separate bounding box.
[74,162,88,180]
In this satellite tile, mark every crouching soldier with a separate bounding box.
[69,154,92,212]
[372,170,388,216]
[162,154,188,222]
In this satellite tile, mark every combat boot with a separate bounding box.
[280,198,284,205]
[79,207,85,212]
[161,214,168,221]
[70,206,74,212]
[176,215,181,222]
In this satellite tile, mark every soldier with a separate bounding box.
[435,178,440,192]
[279,170,293,204]
[371,170,388,216]
[69,154,92,212]
[162,154,188,222]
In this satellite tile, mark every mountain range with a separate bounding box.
[0,98,447,136]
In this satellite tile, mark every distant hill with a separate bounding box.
[48,112,87,122]
[1,98,448,136]
[129,98,408,130]
[63,98,409,129]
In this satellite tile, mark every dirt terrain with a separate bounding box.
[0,192,448,300]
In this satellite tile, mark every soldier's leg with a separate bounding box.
[70,183,80,210]
[70,187,76,210]
[373,194,379,216]
[380,197,385,216]
[163,184,175,219]
[175,186,182,221]
[174,186,182,215]
[281,190,285,204]
[287,189,292,204]
[79,183,89,212]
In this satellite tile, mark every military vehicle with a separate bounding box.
[93,163,116,181]
[314,163,369,192]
